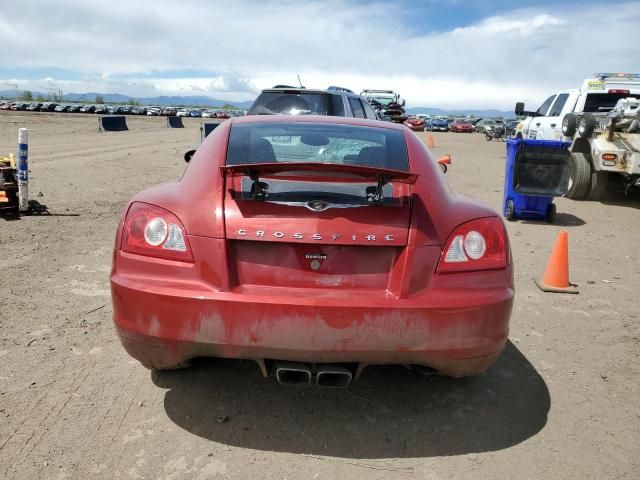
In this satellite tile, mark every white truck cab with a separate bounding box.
[514,73,640,199]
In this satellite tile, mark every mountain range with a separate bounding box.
[0,90,514,117]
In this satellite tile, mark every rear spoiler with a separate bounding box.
[220,162,418,184]
[221,162,418,203]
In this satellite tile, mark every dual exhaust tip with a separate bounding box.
[275,362,352,387]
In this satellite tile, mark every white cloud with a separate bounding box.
[0,0,638,109]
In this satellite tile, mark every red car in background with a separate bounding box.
[449,119,474,133]
[111,115,513,386]
[403,116,426,131]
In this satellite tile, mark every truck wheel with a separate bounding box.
[485,133,492,141]
[565,152,591,199]
[505,199,516,221]
[562,114,577,137]
[578,113,596,138]
[587,170,608,200]
[545,203,556,223]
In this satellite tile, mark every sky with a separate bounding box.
[1,0,639,110]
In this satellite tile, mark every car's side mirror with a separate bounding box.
[515,102,525,116]
[184,149,196,163]
[437,154,451,174]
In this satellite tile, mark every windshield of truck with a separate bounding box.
[583,93,640,113]
[368,96,395,106]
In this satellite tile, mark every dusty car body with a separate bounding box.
[449,119,474,133]
[111,115,514,385]
[403,117,426,131]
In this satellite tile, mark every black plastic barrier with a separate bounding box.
[98,116,128,132]
[167,116,184,128]
[201,122,220,141]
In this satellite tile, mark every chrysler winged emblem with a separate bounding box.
[307,200,329,211]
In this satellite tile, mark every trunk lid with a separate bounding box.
[222,162,415,291]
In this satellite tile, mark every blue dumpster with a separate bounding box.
[503,139,571,223]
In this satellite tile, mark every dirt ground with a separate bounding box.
[0,111,638,480]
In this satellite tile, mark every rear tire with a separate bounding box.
[148,359,193,371]
[565,152,592,199]
[505,199,516,221]
[587,170,609,200]
[578,113,596,138]
[485,133,492,141]
[545,203,556,223]
[562,114,577,137]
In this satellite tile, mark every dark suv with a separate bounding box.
[248,86,381,120]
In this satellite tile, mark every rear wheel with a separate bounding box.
[148,359,193,371]
[485,133,492,141]
[565,152,592,199]
[505,199,516,221]
[562,114,577,137]
[545,203,556,223]
[587,170,609,200]
[578,113,596,138]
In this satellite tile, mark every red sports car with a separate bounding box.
[111,115,513,386]
[449,119,474,133]
[403,116,426,131]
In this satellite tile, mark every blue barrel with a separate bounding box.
[503,139,570,222]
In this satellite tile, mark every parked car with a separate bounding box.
[176,109,189,117]
[474,119,501,134]
[201,110,216,118]
[449,119,474,133]
[26,103,43,111]
[55,104,71,112]
[146,107,161,116]
[11,103,29,111]
[248,85,380,120]
[94,105,107,114]
[68,105,82,113]
[110,115,514,383]
[403,116,426,131]
[162,107,177,116]
[189,110,202,118]
[42,103,59,112]
[0,102,13,110]
[79,105,96,113]
[427,118,449,132]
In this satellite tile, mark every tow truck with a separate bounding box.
[360,89,408,123]
[514,73,640,199]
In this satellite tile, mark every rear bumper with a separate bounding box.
[111,250,514,377]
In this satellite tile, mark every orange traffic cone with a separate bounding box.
[534,230,579,294]
[427,133,435,148]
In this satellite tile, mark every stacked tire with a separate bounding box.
[562,113,607,201]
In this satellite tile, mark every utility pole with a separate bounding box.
[39,86,62,102]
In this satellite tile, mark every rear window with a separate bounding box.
[248,92,331,116]
[583,93,640,112]
[227,122,409,171]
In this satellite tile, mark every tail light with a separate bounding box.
[121,202,193,262]
[437,217,508,273]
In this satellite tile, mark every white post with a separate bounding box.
[17,128,28,212]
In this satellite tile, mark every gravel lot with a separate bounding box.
[0,112,638,479]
